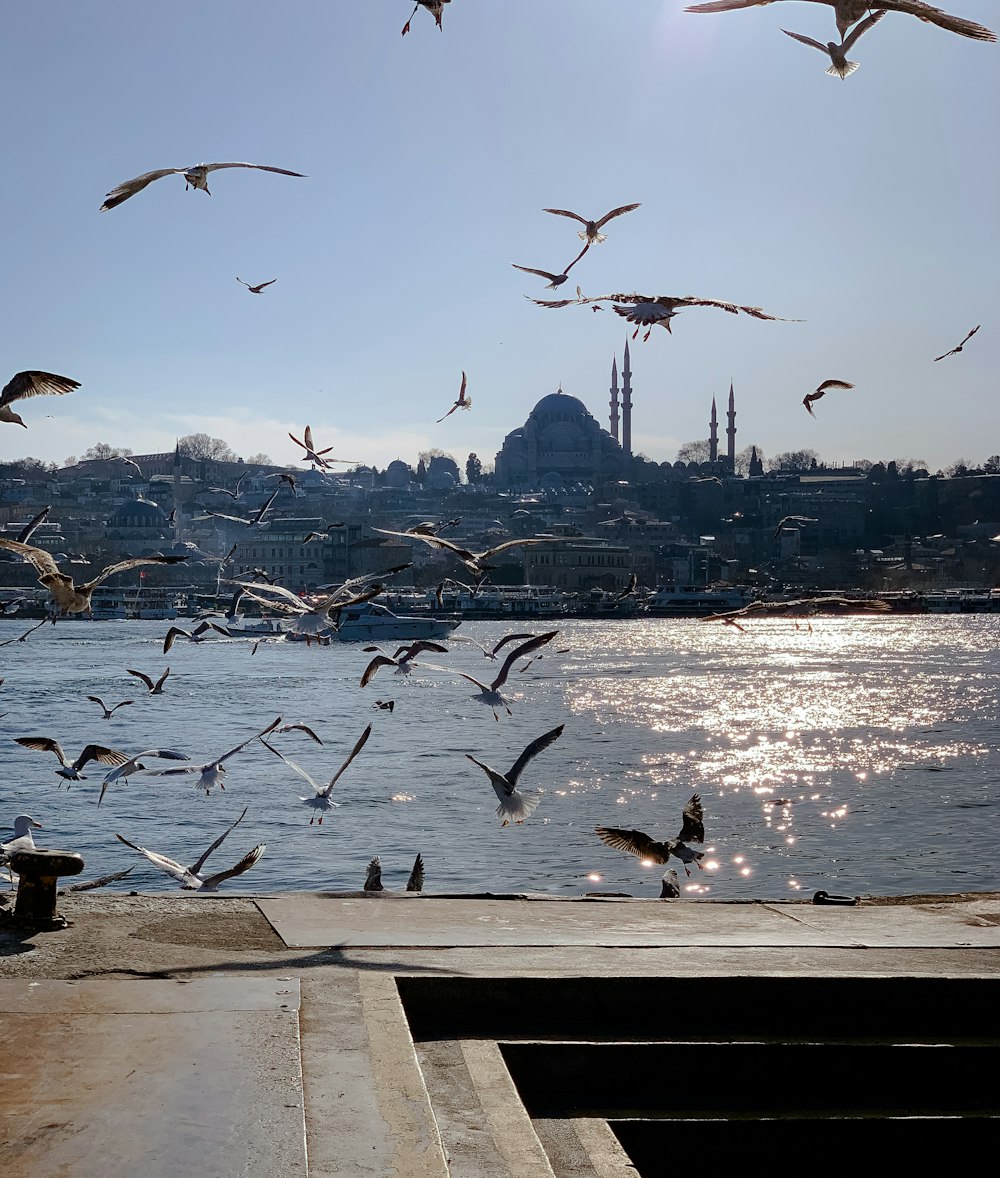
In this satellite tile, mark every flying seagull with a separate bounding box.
[704,595,892,622]
[542,203,641,245]
[782,9,886,76]
[289,424,357,470]
[1,371,80,428]
[115,808,264,890]
[15,506,51,544]
[437,371,472,423]
[141,717,283,794]
[449,631,539,660]
[803,379,854,416]
[260,724,372,823]
[101,163,306,211]
[237,277,277,294]
[373,529,561,581]
[512,243,591,289]
[86,695,135,719]
[532,291,797,341]
[127,666,171,694]
[162,621,232,654]
[14,736,129,782]
[0,540,186,617]
[684,1,995,42]
[98,748,192,806]
[596,794,707,877]
[360,640,450,687]
[401,0,450,36]
[441,631,559,718]
[466,724,564,825]
[774,514,819,538]
[196,486,282,529]
[934,324,980,361]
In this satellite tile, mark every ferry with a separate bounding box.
[646,584,751,618]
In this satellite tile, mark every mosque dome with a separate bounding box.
[528,391,590,424]
[109,498,168,529]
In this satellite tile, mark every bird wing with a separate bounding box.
[457,371,468,405]
[816,379,855,393]
[303,425,315,450]
[75,744,130,771]
[274,722,324,745]
[162,627,189,654]
[15,506,51,544]
[86,696,109,711]
[406,853,424,892]
[259,739,321,793]
[491,630,558,689]
[684,0,773,13]
[781,28,828,52]
[199,844,266,890]
[251,486,281,525]
[154,667,171,691]
[842,8,887,49]
[881,1,995,41]
[0,371,80,408]
[15,736,67,765]
[594,202,641,228]
[101,168,185,211]
[404,640,450,659]
[512,264,562,282]
[201,162,307,176]
[126,668,155,690]
[320,724,373,797]
[562,242,591,274]
[361,656,396,687]
[595,826,670,864]
[678,793,705,843]
[114,833,196,884]
[506,724,565,787]
[214,716,284,766]
[257,279,278,290]
[236,278,251,289]
[542,207,588,225]
[481,537,555,561]
[0,539,61,579]
[436,402,460,423]
[190,807,249,875]
[490,632,539,655]
[199,509,253,525]
[85,555,187,591]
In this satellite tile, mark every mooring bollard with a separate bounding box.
[7,849,84,929]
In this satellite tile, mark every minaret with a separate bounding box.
[726,380,736,470]
[709,396,719,463]
[172,440,182,541]
[609,355,620,443]
[621,339,633,458]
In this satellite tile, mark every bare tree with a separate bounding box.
[82,442,134,462]
[733,444,764,476]
[245,452,273,465]
[768,449,819,472]
[675,439,712,465]
[178,433,238,462]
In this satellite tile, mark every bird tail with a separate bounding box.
[826,60,859,79]
[580,229,606,245]
[496,790,542,826]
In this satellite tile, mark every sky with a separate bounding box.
[1,1,997,475]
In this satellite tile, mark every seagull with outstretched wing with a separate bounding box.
[684,1,994,42]
[1,371,80,428]
[86,695,135,719]
[116,808,264,890]
[803,379,854,416]
[441,631,559,718]
[934,324,980,361]
[542,203,641,245]
[141,717,282,794]
[782,9,887,76]
[436,372,472,423]
[596,794,707,877]
[127,666,171,694]
[260,724,372,823]
[101,162,305,211]
[237,277,277,294]
[466,724,564,826]
[14,736,129,782]
[401,0,450,36]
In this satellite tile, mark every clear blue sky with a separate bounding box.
[2,1,997,472]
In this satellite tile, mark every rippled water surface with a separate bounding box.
[2,615,998,898]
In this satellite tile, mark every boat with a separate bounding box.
[646,584,751,618]
[333,601,460,643]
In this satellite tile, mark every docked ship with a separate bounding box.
[646,584,750,618]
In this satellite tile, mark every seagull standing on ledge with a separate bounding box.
[1,816,43,866]
[101,162,306,211]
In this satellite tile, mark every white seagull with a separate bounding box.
[115,808,265,890]
[86,695,135,719]
[359,641,450,687]
[1,815,43,865]
[0,371,80,428]
[141,717,282,794]
[14,737,129,782]
[443,631,558,718]
[542,203,641,245]
[684,1,995,42]
[466,724,565,826]
[101,162,306,211]
[782,9,886,77]
[98,749,192,806]
[260,725,372,823]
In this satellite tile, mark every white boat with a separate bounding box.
[333,602,460,643]
[646,584,750,617]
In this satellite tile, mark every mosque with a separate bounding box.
[493,342,748,487]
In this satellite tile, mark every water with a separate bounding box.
[2,615,998,898]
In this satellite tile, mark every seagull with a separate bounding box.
[209,471,252,500]
[774,514,819,538]
[512,243,591,289]
[934,324,980,361]
[260,725,372,823]
[704,595,892,622]
[407,853,424,892]
[141,717,282,794]
[1,371,80,428]
[101,163,306,211]
[373,699,395,712]
[782,9,886,77]
[684,1,995,42]
[542,203,641,245]
[436,372,472,423]
[596,794,706,877]
[617,573,638,600]
[0,618,47,647]
[196,486,281,529]
[115,808,265,890]
[86,695,135,719]
[466,724,564,826]
[0,815,43,865]
[302,522,346,542]
[373,529,561,580]
[449,631,539,660]
[360,641,450,687]
[532,291,796,341]
[803,379,854,416]
[401,0,450,36]
[98,748,192,806]
[127,666,171,694]
[0,541,187,617]
[440,631,558,718]
[161,622,232,654]
[14,737,129,782]
[363,853,424,890]
[237,277,277,294]
[270,721,325,745]
[15,506,50,544]
[289,425,357,470]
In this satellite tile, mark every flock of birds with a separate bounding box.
[1,0,994,901]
